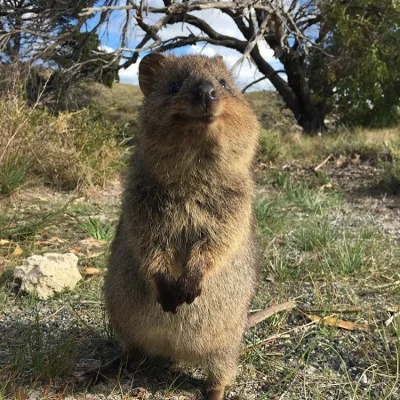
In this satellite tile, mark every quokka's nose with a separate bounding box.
[193,80,217,109]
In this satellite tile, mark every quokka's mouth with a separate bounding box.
[198,114,218,123]
[175,111,221,123]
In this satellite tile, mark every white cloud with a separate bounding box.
[119,62,140,85]
[191,9,246,40]
[98,45,114,53]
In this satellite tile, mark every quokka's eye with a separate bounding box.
[219,79,227,89]
[169,81,180,94]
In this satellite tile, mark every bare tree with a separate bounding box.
[79,0,331,133]
[0,0,119,107]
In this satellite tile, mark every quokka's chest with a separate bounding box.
[158,185,246,224]
[132,174,251,232]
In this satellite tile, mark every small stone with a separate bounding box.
[13,253,81,299]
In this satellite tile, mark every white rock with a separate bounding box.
[13,253,81,299]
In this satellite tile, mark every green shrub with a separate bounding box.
[381,140,400,194]
[257,130,286,163]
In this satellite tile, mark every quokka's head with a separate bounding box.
[138,53,258,140]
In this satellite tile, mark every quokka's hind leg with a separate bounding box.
[205,352,239,400]
[80,346,142,385]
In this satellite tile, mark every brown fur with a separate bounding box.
[104,53,260,399]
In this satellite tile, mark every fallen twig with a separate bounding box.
[247,300,296,328]
[42,306,66,321]
[314,154,333,172]
[367,280,400,290]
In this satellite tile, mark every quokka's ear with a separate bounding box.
[139,52,167,96]
[213,55,225,66]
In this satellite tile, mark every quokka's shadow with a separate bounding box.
[0,315,205,399]
[76,338,206,398]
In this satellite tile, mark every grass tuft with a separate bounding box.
[271,172,341,212]
[8,314,78,383]
[79,217,114,241]
[0,202,71,241]
[257,130,287,163]
[292,217,336,252]
[0,157,30,196]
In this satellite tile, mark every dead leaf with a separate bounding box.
[385,305,400,312]
[0,239,10,245]
[69,248,81,255]
[319,183,333,192]
[11,244,23,257]
[335,155,348,168]
[81,267,103,276]
[306,314,368,332]
[385,312,400,327]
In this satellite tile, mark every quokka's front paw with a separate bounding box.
[154,273,178,313]
[176,269,203,305]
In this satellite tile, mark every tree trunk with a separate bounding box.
[297,110,326,134]
[282,50,327,134]
[251,44,327,134]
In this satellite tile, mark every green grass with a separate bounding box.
[255,171,391,282]
[270,171,341,212]
[380,139,400,194]
[381,161,400,194]
[0,157,30,196]
[9,314,78,383]
[0,202,71,241]
[255,125,399,168]
[320,231,375,275]
[255,197,285,236]
[292,217,336,252]
[79,217,114,241]
[257,129,287,163]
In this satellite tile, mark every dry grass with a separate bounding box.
[257,127,400,165]
[0,93,122,193]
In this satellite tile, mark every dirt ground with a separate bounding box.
[0,161,399,400]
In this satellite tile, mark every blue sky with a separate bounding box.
[86,1,284,91]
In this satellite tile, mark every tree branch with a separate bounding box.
[241,70,285,93]
[155,34,246,54]
[80,2,274,17]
